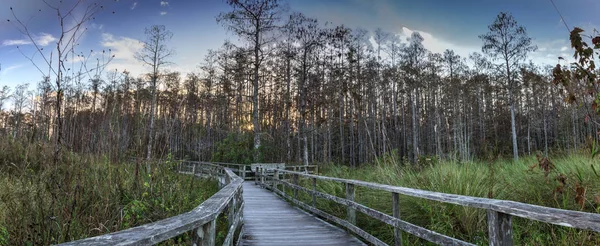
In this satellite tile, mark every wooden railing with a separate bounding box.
[59,161,244,246]
[255,168,600,246]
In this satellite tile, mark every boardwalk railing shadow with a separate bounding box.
[255,167,600,246]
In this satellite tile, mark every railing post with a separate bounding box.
[273,169,279,191]
[293,173,299,200]
[312,177,317,207]
[260,168,265,186]
[192,163,196,175]
[487,210,513,246]
[193,219,216,246]
[228,197,235,228]
[255,167,259,185]
[392,192,402,246]
[346,182,356,225]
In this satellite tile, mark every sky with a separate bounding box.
[0,0,598,96]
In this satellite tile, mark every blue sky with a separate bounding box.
[0,0,598,94]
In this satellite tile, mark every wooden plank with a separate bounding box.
[312,177,317,207]
[223,201,244,246]
[194,219,216,246]
[346,183,356,225]
[269,186,384,246]
[487,210,513,246]
[241,182,365,246]
[275,170,600,231]
[393,192,402,246]
[293,173,299,200]
[250,163,286,172]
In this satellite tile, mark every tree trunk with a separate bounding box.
[253,28,261,162]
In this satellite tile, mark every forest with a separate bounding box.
[1,1,598,166]
[1,0,600,244]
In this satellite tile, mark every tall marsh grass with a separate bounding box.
[306,154,600,245]
[0,140,218,245]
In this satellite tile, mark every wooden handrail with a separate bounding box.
[256,168,600,246]
[59,162,244,246]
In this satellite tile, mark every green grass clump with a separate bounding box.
[304,154,600,245]
[0,140,218,245]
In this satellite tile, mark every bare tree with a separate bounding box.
[402,32,427,164]
[0,86,10,112]
[218,0,286,162]
[288,12,324,166]
[11,83,30,139]
[8,0,114,164]
[479,12,536,162]
[135,25,174,163]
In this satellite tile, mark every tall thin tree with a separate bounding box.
[479,12,536,161]
[135,25,174,164]
[218,0,286,162]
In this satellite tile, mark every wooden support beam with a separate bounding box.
[393,192,402,246]
[487,210,513,246]
[274,169,279,191]
[193,219,216,246]
[312,177,317,207]
[293,173,299,200]
[255,167,259,185]
[346,183,356,225]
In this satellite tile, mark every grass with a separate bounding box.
[289,153,600,245]
[0,140,219,245]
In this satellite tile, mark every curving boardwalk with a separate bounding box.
[240,182,366,246]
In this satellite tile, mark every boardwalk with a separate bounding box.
[240,182,366,246]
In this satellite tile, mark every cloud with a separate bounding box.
[160,1,169,7]
[0,64,24,77]
[2,39,31,46]
[2,33,57,47]
[160,11,167,16]
[131,2,138,10]
[101,33,146,76]
[399,27,479,59]
[530,39,572,65]
[36,33,57,46]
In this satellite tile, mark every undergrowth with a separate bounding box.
[0,140,218,245]
[291,152,600,245]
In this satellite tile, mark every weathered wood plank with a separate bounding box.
[241,182,365,246]
[393,192,402,246]
[275,170,600,232]
[269,186,385,246]
[488,210,513,246]
[194,219,216,246]
[223,201,244,246]
[312,177,317,207]
[346,182,356,225]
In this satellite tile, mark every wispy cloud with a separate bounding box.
[399,27,479,59]
[0,64,24,77]
[101,33,146,76]
[2,33,57,47]
[36,33,57,46]
[2,39,31,46]
[131,2,138,10]
[160,1,169,7]
[160,11,167,16]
